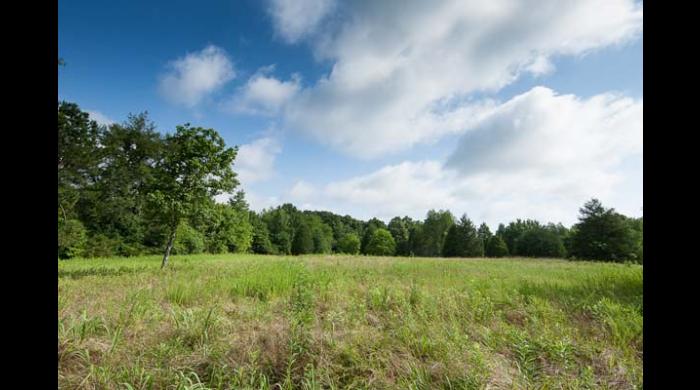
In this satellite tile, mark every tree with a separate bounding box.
[58,102,102,223]
[627,217,643,263]
[477,223,493,247]
[311,219,334,253]
[263,205,297,255]
[58,219,87,259]
[568,199,638,262]
[388,217,412,256]
[197,199,252,254]
[364,228,396,256]
[485,235,509,257]
[337,233,361,254]
[82,113,163,248]
[250,211,275,254]
[515,226,566,258]
[443,215,483,257]
[173,221,205,255]
[498,219,542,257]
[417,210,455,256]
[361,218,388,254]
[149,124,238,268]
[292,221,314,255]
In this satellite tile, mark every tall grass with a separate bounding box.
[59,254,642,389]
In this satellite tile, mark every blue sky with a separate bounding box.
[59,0,643,228]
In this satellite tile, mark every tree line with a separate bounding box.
[58,102,643,264]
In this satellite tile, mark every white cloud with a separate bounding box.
[267,0,336,43]
[268,0,642,158]
[234,136,282,184]
[446,87,643,175]
[287,87,643,227]
[86,110,115,126]
[226,66,301,115]
[158,45,235,107]
[289,180,315,199]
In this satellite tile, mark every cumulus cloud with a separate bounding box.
[268,0,643,158]
[225,66,301,115]
[234,136,282,184]
[86,110,115,126]
[159,45,235,107]
[287,87,643,227]
[267,0,336,43]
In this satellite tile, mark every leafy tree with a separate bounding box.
[416,210,455,256]
[627,217,643,263]
[569,199,638,262]
[361,218,387,254]
[58,219,87,259]
[337,233,361,255]
[199,200,252,254]
[485,235,509,257]
[148,124,238,268]
[250,211,275,254]
[292,221,314,255]
[82,113,163,246]
[388,217,412,256]
[58,102,101,222]
[477,223,493,247]
[173,222,205,255]
[443,215,483,257]
[498,219,542,257]
[364,228,396,256]
[262,204,298,255]
[307,214,333,253]
[83,233,121,258]
[515,226,566,258]
[407,222,423,257]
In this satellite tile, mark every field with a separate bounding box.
[58,254,642,389]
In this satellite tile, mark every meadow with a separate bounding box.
[58,254,642,389]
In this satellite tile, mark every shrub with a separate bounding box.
[337,233,361,254]
[83,233,120,258]
[486,235,509,257]
[58,219,87,259]
[365,229,396,256]
[173,222,205,255]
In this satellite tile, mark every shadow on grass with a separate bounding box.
[58,266,151,279]
[517,272,642,310]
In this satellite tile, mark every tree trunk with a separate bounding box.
[161,229,177,269]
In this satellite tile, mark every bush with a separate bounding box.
[364,229,396,256]
[83,233,120,258]
[173,222,205,255]
[486,235,509,257]
[58,219,87,259]
[292,222,314,255]
[516,227,566,258]
[337,233,361,254]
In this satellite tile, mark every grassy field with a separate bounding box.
[58,254,642,389]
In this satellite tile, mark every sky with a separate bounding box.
[59,0,643,229]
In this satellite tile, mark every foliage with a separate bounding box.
[58,219,87,259]
[292,221,314,255]
[57,103,642,262]
[485,235,509,257]
[337,233,361,254]
[364,228,396,256]
[173,222,205,255]
[568,199,639,262]
[443,215,484,257]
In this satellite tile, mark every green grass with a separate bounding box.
[58,254,642,389]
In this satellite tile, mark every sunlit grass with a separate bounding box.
[59,254,642,389]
